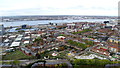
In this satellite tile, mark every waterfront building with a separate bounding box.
[67,23,76,29]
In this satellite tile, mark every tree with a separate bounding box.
[84,40,94,46]
[59,64,63,67]
[33,37,43,46]
[55,64,59,67]
[36,53,41,59]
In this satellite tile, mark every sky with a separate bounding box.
[0,0,119,16]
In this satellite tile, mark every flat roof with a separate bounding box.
[10,42,20,47]
[24,41,29,44]
[17,35,23,38]
[9,35,16,38]
[24,36,30,39]
[4,39,9,42]
[15,37,22,41]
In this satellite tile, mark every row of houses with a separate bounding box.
[108,36,120,44]
[91,44,119,57]
[20,47,36,56]
[66,22,96,30]
[91,45,110,56]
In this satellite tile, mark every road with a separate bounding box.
[2,59,73,68]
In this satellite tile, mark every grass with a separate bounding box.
[67,40,87,49]
[2,50,35,60]
[2,60,21,65]
[0,61,2,64]
[73,29,92,34]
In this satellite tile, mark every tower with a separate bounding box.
[0,24,5,35]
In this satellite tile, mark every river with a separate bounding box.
[0,19,110,27]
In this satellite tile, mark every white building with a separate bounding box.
[24,41,29,44]
[82,24,90,29]
[67,23,76,29]
[10,42,20,47]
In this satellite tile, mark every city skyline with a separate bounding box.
[0,0,119,16]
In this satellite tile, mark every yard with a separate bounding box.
[2,50,35,60]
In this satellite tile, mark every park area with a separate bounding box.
[2,50,35,60]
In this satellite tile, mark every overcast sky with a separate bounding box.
[0,0,119,16]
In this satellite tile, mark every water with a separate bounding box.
[0,19,110,27]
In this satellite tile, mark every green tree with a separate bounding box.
[84,40,94,46]
[33,37,43,46]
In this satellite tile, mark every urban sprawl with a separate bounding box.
[0,16,120,68]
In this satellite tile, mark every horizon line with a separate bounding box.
[0,15,117,17]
